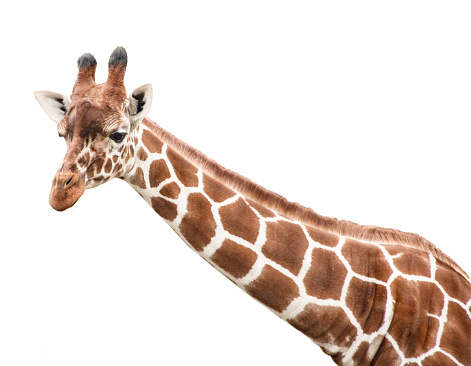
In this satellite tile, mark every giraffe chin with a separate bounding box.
[49,180,85,212]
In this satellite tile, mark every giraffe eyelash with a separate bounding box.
[109,131,127,143]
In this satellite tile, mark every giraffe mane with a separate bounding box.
[143,118,469,280]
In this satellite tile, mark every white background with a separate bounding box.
[1,1,471,365]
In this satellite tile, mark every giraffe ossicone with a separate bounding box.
[35,47,471,365]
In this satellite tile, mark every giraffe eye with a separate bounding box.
[109,132,127,143]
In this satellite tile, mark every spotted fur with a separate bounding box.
[36,48,471,365]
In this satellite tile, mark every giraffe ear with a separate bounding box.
[34,90,71,123]
[128,84,153,128]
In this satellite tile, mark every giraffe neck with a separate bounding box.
[123,120,359,355]
[122,119,471,365]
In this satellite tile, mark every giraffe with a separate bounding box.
[35,47,471,365]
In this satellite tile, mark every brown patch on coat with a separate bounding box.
[352,336,385,365]
[112,162,122,174]
[219,198,260,244]
[151,197,178,221]
[180,193,216,251]
[346,278,388,334]
[211,239,258,279]
[77,151,91,168]
[91,157,105,174]
[303,248,348,300]
[113,163,123,173]
[129,167,146,189]
[342,240,393,282]
[351,341,371,365]
[436,262,471,304]
[149,159,171,188]
[422,352,460,366]
[104,158,113,173]
[137,147,148,161]
[160,182,180,199]
[388,278,444,359]
[167,148,199,187]
[93,175,105,184]
[142,129,163,154]
[245,265,299,312]
[262,221,309,276]
[385,245,431,278]
[288,303,357,357]
[306,226,340,247]
[370,337,402,365]
[141,119,470,280]
[439,301,471,365]
[247,199,276,218]
[203,174,236,203]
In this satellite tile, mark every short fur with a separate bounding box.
[108,46,128,67]
[77,53,97,69]
[143,118,469,280]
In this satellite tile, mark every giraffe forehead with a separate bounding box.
[101,112,128,134]
[63,100,127,139]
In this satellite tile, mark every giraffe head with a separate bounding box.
[35,47,153,211]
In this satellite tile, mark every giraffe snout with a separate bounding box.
[49,171,85,211]
[53,172,79,190]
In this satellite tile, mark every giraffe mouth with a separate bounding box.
[49,171,86,211]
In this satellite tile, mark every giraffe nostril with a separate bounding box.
[62,173,76,189]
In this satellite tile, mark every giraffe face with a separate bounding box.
[53,95,132,190]
[35,47,152,211]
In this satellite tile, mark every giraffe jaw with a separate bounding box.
[49,173,86,211]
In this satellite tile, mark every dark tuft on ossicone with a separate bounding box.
[109,46,128,67]
[77,53,97,69]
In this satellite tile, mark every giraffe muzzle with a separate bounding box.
[49,171,85,211]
